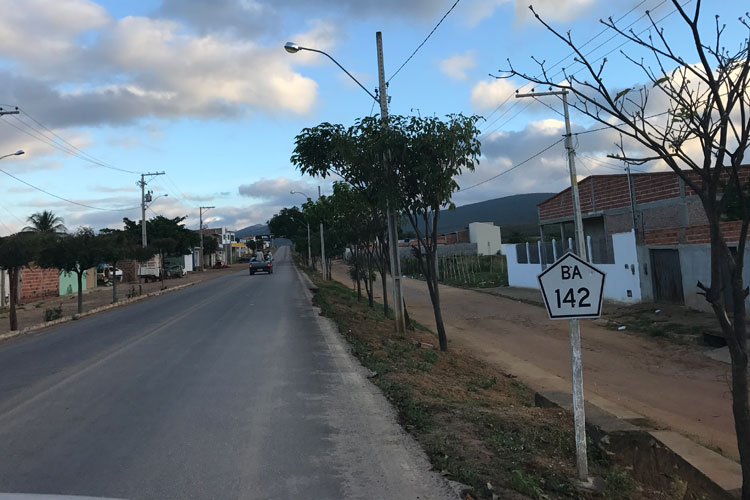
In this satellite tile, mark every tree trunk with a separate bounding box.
[8,267,18,331]
[76,270,83,314]
[367,250,374,308]
[427,256,447,351]
[703,207,750,497]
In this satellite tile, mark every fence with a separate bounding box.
[401,254,508,288]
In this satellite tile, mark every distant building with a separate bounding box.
[504,167,750,311]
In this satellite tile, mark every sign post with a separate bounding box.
[538,252,605,482]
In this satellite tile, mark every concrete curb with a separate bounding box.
[536,390,740,499]
[0,281,197,343]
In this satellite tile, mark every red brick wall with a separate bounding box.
[645,221,749,245]
[20,265,59,303]
[539,166,750,221]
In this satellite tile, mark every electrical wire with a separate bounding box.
[387,0,461,83]
[18,109,138,174]
[480,0,655,125]
[459,137,566,191]
[0,166,140,211]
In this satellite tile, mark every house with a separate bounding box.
[398,222,503,259]
[197,226,236,264]
[503,166,750,311]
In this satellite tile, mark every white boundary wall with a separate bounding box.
[502,230,642,303]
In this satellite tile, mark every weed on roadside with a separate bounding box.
[307,269,661,500]
[44,304,63,322]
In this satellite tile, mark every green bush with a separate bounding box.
[44,305,63,322]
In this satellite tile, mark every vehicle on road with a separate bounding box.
[249,255,273,275]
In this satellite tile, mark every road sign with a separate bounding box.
[538,252,605,320]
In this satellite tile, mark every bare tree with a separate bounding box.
[503,2,750,493]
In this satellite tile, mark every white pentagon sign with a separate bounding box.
[537,252,606,320]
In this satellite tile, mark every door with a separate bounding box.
[650,249,684,303]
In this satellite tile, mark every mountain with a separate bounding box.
[237,193,553,241]
[235,224,269,238]
[427,193,554,234]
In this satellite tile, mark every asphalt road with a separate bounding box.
[0,246,455,500]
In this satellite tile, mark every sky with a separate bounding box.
[0,0,746,235]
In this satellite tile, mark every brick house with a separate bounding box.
[510,166,750,311]
[19,265,59,303]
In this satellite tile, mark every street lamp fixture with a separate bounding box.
[0,150,24,161]
[284,42,378,102]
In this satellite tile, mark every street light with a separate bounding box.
[284,42,378,102]
[291,190,317,272]
[0,150,24,161]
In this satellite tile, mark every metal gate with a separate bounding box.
[650,249,684,303]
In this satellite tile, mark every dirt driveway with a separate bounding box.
[329,262,738,460]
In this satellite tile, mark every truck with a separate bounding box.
[248,252,273,275]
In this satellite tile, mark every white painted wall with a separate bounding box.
[469,222,502,256]
[502,243,543,288]
[183,254,194,272]
[596,231,641,303]
[503,230,642,303]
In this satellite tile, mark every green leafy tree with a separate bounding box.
[292,116,394,310]
[0,232,42,330]
[123,216,199,284]
[38,228,101,314]
[392,114,482,351]
[97,229,150,303]
[292,114,481,350]
[23,210,67,234]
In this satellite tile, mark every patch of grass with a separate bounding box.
[421,349,439,364]
[467,375,498,392]
[44,304,63,322]
[376,379,432,431]
[510,469,544,499]
[604,467,635,499]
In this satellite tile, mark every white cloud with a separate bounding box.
[438,51,477,81]
[470,78,524,112]
[514,0,597,24]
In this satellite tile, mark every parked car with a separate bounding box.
[165,264,186,278]
[97,264,123,284]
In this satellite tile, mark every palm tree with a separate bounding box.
[23,210,67,233]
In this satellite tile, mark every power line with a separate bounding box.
[387,0,461,83]
[480,0,670,137]
[479,101,533,139]
[0,109,138,174]
[17,110,137,174]
[480,0,655,125]
[0,166,139,212]
[459,137,565,191]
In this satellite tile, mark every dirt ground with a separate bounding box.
[330,261,739,461]
[0,265,240,336]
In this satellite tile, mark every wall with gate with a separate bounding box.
[502,230,642,303]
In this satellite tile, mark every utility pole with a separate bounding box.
[199,206,214,272]
[376,31,405,333]
[318,186,327,279]
[138,172,165,247]
[517,89,589,482]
